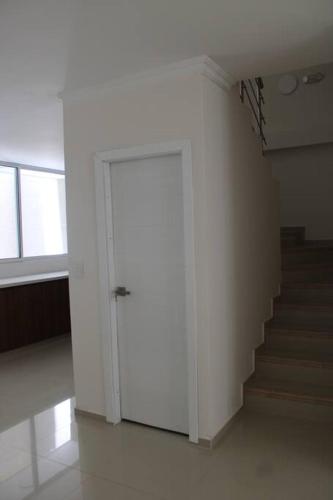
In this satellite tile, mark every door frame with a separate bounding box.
[94,141,198,443]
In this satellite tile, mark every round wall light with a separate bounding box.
[278,74,298,95]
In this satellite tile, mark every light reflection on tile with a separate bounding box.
[46,439,80,467]
[0,396,79,500]
[0,456,76,500]
[54,399,74,445]
[0,398,75,453]
[1,336,333,500]
[33,398,75,439]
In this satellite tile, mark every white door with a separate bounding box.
[110,154,188,434]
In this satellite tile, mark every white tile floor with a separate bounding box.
[0,337,333,499]
[0,336,74,433]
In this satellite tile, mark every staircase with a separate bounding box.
[244,227,333,421]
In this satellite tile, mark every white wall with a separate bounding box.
[0,255,68,279]
[63,71,212,434]
[263,62,333,151]
[63,65,280,439]
[201,80,280,436]
[269,143,333,240]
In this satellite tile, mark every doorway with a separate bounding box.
[95,142,198,443]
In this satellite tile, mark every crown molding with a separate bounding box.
[200,57,235,91]
[59,56,236,102]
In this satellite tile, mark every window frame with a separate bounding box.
[0,161,67,261]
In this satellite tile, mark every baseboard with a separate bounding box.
[198,408,242,449]
[75,407,242,448]
[74,407,106,422]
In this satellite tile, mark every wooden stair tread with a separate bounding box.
[282,262,333,271]
[280,226,305,235]
[256,345,333,368]
[282,242,333,253]
[274,301,333,311]
[282,282,333,289]
[266,323,333,339]
[245,376,333,405]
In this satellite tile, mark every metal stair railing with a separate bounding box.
[240,77,267,148]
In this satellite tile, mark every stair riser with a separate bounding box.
[273,308,333,327]
[282,251,333,267]
[281,236,300,249]
[265,333,333,355]
[281,227,305,241]
[280,288,333,304]
[244,393,333,422]
[282,269,333,283]
[256,359,333,386]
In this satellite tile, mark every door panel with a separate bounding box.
[110,154,188,434]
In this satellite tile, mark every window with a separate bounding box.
[20,170,67,257]
[0,165,67,259]
[0,167,19,259]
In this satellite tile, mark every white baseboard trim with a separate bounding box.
[198,408,242,449]
[74,407,106,422]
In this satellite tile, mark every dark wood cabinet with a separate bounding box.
[0,278,71,353]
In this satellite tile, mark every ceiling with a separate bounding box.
[1,0,333,169]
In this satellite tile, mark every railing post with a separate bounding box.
[240,77,267,148]
[240,81,245,103]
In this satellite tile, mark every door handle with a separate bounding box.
[114,286,131,297]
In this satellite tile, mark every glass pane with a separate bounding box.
[20,170,68,257]
[0,166,19,259]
